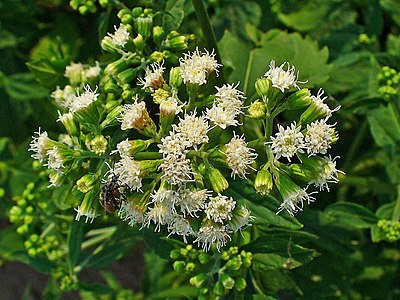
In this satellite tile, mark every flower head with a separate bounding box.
[311,89,340,119]
[143,202,174,232]
[173,111,209,149]
[64,62,83,81]
[29,128,51,162]
[118,97,152,131]
[69,85,99,113]
[194,223,231,252]
[224,134,257,179]
[264,60,303,92]
[226,205,255,233]
[305,119,335,156]
[205,194,236,223]
[270,122,305,161]
[108,23,130,47]
[84,61,101,78]
[309,156,344,191]
[114,155,142,191]
[44,146,65,173]
[160,154,194,186]
[118,201,145,226]
[167,215,194,243]
[178,188,210,217]
[138,61,165,91]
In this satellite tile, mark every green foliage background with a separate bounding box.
[1,0,399,299]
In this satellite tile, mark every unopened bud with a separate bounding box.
[169,67,183,88]
[89,135,108,155]
[133,34,145,51]
[105,59,129,77]
[189,273,208,288]
[206,165,229,193]
[185,262,196,272]
[173,261,185,273]
[234,277,247,291]
[131,7,143,17]
[255,166,273,195]
[170,249,181,260]
[286,88,312,109]
[198,253,210,264]
[153,26,165,45]
[76,174,98,193]
[220,273,235,290]
[164,35,188,51]
[255,77,271,97]
[137,17,153,40]
[213,281,226,296]
[117,68,138,85]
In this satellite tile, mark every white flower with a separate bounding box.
[224,134,257,179]
[143,203,174,232]
[160,92,184,116]
[61,85,76,108]
[118,201,145,226]
[179,47,221,85]
[137,61,165,91]
[194,224,231,252]
[167,215,194,243]
[69,85,99,113]
[64,62,84,79]
[173,111,209,149]
[44,146,64,173]
[84,61,101,78]
[114,155,142,191]
[160,154,194,185]
[158,131,186,157]
[277,186,316,216]
[206,83,245,129]
[74,206,97,223]
[205,194,236,223]
[29,128,50,162]
[309,156,344,191]
[311,89,340,119]
[226,205,255,233]
[115,139,132,156]
[118,98,147,130]
[150,187,179,204]
[51,86,64,106]
[270,122,305,161]
[264,60,303,92]
[178,188,210,217]
[305,119,335,156]
[108,23,130,47]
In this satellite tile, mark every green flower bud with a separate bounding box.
[78,5,90,15]
[117,9,131,20]
[101,36,119,53]
[185,262,196,272]
[180,248,188,256]
[255,77,271,97]
[286,88,312,110]
[153,26,165,45]
[198,253,210,264]
[25,206,34,214]
[206,165,229,193]
[213,281,226,296]
[48,170,64,187]
[24,215,33,224]
[137,17,153,40]
[28,248,37,257]
[226,256,242,271]
[221,251,230,261]
[220,273,235,290]
[117,68,138,85]
[58,112,79,137]
[17,224,29,235]
[229,247,239,255]
[173,261,186,273]
[153,89,170,105]
[99,0,109,8]
[131,7,143,17]
[255,166,273,195]
[169,67,183,89]
[234,277,247,291]
[189,273,208,288]
[133,34,145,51]
[164,35,188,51]
[105,59,129,78]
[247,100,266,119]
[149,51,164,62]
[170,249,181,260]
[104,81,122,94]
[76,174,98,193]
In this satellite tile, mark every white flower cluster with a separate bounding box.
[179,48,221,85]
[137,61,165,91]
[68,85,99,113]
[64,61,101,81]
[108,23,130,48]
[206,83,245,129]
[264,60,304,92]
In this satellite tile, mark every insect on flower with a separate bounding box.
[99,171,125,213]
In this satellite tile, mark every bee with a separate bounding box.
[99,172,124,213]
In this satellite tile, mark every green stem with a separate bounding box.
[191,0,224,83]
[392,185,400,221]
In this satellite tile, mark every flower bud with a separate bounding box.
[76,174,98,193]
[255,166,273,195]
[149,51,164,62]
[173,261,186,273]
[189,273,208,288]
[153,89,170,105]
[105,59,129,78]
[104,81,122,94]
[206,165,229,193]
[99,0,109,8]
[57,112,79,137]
[48,170,64,187]
[117,68,138,85]
[88,135,108,155]
[247,100,266,119]
[225,256,242,271]
[213,281,226,296]
[75,189,97,223]
[117,9,131,20]
[100,105,122,129]
[234,277,247,291]
[255,77,271,97]
[198,252,210,264]
[220,273,235,290]
[74,101,100,126]
[153,26,165,45]
[169,67,183,89]
[133,34,145,51]
[131,7,143,17]
[286,88,312,110]
[164,35,188,51]
[170,249,181,260]
[137,17,153,40]
[101,36,119,53]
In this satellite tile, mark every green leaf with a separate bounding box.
[219,29,331,96]
[367,105,400,148]
[0,227,25,260]
[163,0,185,32]
[325,202,378,229]
[67,220,84,271]
[0,72,48,100]
[26,58,66,90]
[380,0,400,26]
